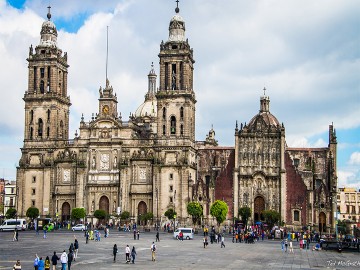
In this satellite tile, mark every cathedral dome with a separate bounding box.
[134,99,157,118]
[168,12,186,42]
[39,8,58,47]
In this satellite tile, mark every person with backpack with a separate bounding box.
[67,250,73,270]
[34,254,39,270]
[13,260,21,270]
[151,242,156,261]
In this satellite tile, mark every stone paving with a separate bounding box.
[0,229,359,269]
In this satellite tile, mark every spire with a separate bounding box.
[175,0,180,13]
[147,62,157,97]
[260,87,270,112]
[47,6,51,21]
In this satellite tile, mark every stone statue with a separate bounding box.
[92,156,96,169]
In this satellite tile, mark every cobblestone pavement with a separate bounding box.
[1,229,359,269]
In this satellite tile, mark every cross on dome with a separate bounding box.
[175,0,180,13]
[47,6,51,20]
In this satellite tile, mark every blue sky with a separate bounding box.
[1,0,359,189]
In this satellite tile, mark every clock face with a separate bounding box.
[102,105,109,114]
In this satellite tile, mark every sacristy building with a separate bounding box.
[16,5,338,232]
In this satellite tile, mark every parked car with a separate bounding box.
[72,224,86,231]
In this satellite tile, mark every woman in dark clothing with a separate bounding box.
[113,244,118,262]
[131,246,137,264]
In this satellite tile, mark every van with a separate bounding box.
[173,228,194,240]
[0,219,27,231]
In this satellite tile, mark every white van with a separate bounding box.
[173,228,194,240]
[0,219,27,231]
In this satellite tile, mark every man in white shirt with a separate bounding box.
[151,242,156,261]
[125,245,130,263]
[60,250,68,270]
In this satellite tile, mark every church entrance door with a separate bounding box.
[138,201,147,225]
[319,212,326,233]
[99,196,109,213]
[254,196,265,222]
[61,202,70,222]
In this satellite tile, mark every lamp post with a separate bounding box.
[155,187,159,227]
[174,190,176,231]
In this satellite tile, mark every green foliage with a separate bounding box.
[71,208,86,220]
[164,208,177,220]
[187,201,203,225]
[120,211,130,220]
[337,220,347,235]
[262,210,281,227]
[5,208,17,219]
[94,209,107,220]
[26,207,39,220]
[140,212,154,222]
[210,200,228,226]
[238,206,251,231]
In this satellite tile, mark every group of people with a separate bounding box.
[112,241,157,264]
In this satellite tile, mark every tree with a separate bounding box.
[71,208,86,221]
[210,200,228,226]
[5,208,17,219]
[238,206,251,231]
[94,209,107,220]
[26,207,39,220]
[164,208,177,220]
[120,211,130,221]
[262,210,281,228]
[187,201,203,225]
[141,212,154,224]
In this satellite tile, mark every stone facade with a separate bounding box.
[16,6,337,231]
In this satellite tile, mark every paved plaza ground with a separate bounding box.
[0,229,359,269]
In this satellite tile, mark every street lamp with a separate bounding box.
[173,190,176,231]
[155,187,159,227]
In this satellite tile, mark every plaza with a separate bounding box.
[0,229,359,269]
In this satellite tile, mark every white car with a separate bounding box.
[71,224,86,231]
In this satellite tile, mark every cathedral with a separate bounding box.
[16,5,337,233]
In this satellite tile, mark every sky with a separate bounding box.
[0,0,359,189]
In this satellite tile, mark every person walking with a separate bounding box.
[113,244,118,262]
[38,257,45,270]
[13,260,21,270]
[44,256,50,270]
[34,254,40,270]
[131,246,137,264]
[51,251,59,270]
[151,242,156,261]
[133,229,136,240]
[125,245,131,263]
[156,231,160,242]
[74,238,79,261]
[137,230,140,240]
[60,250,68,270]
[203,237,208,248]
[221,234,225,248]
[284,239,288,252]
[289,240,294,253]
[67,250,73,270]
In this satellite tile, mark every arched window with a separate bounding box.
[40,80,44,94]
[180,107,184,120]
[180,124,183,136]
[162,107,166,120]
[30,110,34,124]
[59,120,64,138]
[47,109,50,122]
[38,118,43,137]
[30,127,33,140]
[294,210,300,222]
[170,116,176,135]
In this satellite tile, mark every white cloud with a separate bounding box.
[349,152,360,165]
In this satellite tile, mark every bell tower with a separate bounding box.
[156,2,196,141]
[24,6,70,143]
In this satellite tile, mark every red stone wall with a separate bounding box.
[285,152,308,226]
